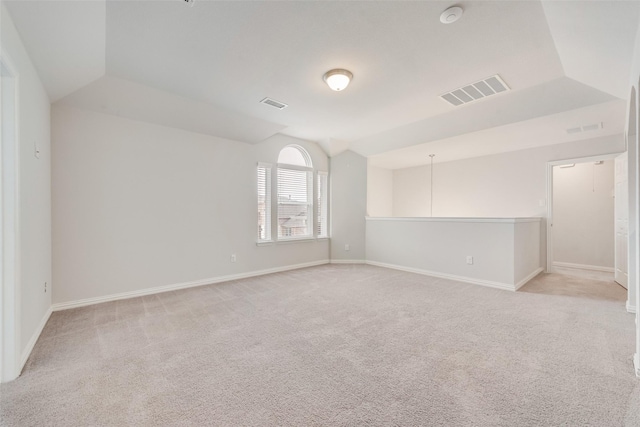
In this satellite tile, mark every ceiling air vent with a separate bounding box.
[565,122,603,134]
[440,75,510,107]
[260,97,288,110]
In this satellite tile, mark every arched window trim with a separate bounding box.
[277,144,313,169]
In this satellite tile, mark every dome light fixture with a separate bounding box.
[323,69,353,91]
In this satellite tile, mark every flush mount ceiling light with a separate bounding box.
[323,69,353,91]
[440,6,463,24]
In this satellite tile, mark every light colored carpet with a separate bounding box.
[552,265,615,283]
[1,264,638,426]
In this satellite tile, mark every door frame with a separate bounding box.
[614,152,629,290]
[546,152,622,275]
[1,53,21,383]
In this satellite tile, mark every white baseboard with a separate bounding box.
[626,301,636,314]
[52,259,330,311]
[365,260,518,292]
[552,261,614,273]
[330,259,366,264]
[19,306,52,376]
[514,268,544,291]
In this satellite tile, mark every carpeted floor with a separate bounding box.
[1,264,638,426]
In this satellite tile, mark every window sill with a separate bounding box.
[256,237,330,246]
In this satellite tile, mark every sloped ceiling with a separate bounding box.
[4,0,640,166]
[3,0,105,102]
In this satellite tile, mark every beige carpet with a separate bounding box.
[1,264,638,426]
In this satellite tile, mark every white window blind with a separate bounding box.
[277,167,312,239]
[257,163,271,241]
[317,172,328,238]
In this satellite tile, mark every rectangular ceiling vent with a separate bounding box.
[440,75,510,107]
[566,122,603,134]
[260,97,288,110]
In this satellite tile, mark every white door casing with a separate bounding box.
[615,153,629,289]
[1,56,20,383]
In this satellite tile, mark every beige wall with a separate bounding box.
[367,165,393,217]
[552,160,615,269]
[52,105,329,305]
[366,217,541,290]
[393,165,430,217]
[390,134,624,218]
[1,4,52,376]
[330,151,367,261]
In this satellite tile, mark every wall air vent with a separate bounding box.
[565,122,603,135]
[440,74,510,107]
[260,97,288,110]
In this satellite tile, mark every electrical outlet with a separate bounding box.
[466,256,473,265]
[345,244,350,251]
[44,281,47,293]
[230,254,236,262]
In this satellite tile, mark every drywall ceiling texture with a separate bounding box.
[4,1,638,164]
[542,0,639,100]
[2,0,105,102]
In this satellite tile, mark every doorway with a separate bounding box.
[546,154,621,286]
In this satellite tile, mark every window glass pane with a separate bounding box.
[277,145,311,167]
[278,168,312,238]
[317,172,328,237]
[257,165,271,241]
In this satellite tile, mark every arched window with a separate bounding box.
[277,145,312,167]
[257,145,328,242]
[277,146,313,239]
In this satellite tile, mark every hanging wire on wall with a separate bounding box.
[429,154,435,217]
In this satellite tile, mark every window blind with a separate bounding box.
[317,172,328,238]
[277,167,312,239]
[257,164,271,241]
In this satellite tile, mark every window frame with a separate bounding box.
[257,162,273,243]
[276,162,314,241]
[317,171,329,239]
[256,146,329,245]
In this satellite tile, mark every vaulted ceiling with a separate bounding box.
[4,0,640,167]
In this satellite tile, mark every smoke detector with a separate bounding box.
[440,6,463,24]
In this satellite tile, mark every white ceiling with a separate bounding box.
[368,99,627,169]
[3,0,105,102]
[4,0,640,168]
